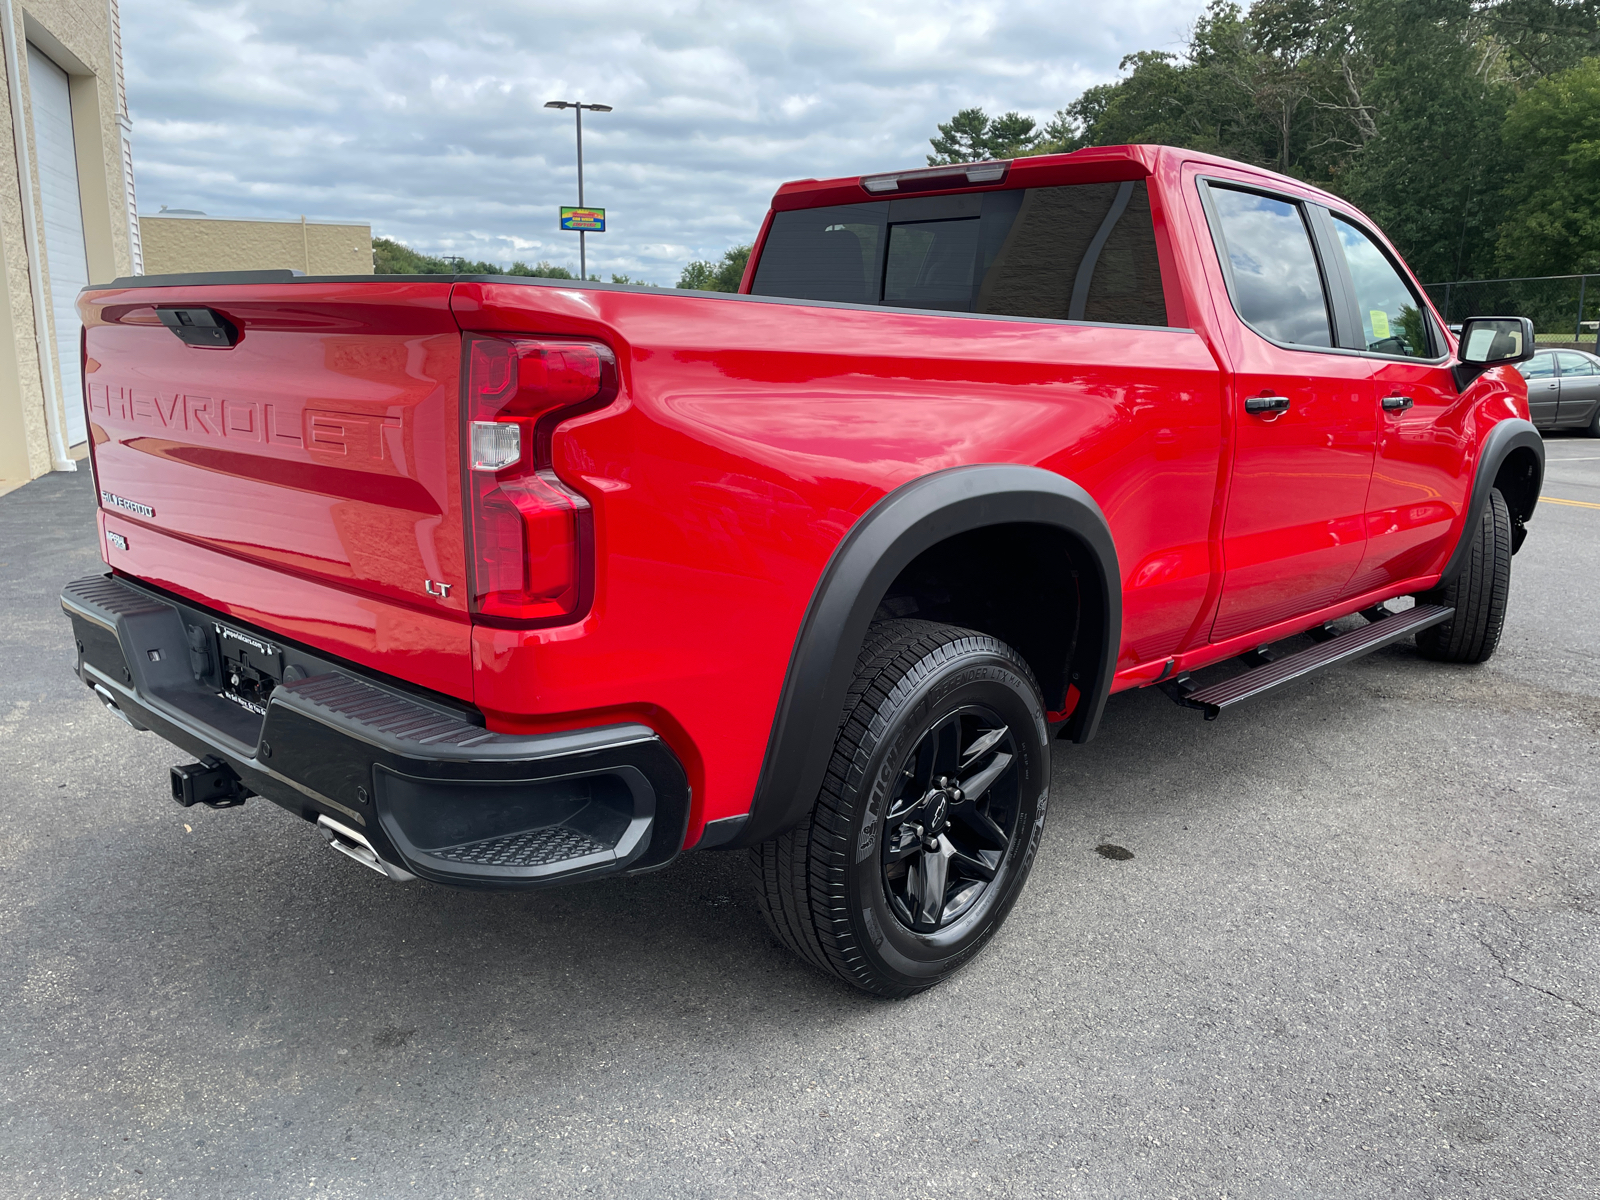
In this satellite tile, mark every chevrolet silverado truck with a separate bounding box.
[62,145,1543,997]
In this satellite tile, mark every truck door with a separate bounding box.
[1322,211,1467,594]
[1196,180,1377,643]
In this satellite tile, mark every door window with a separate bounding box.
[1519,353,1557,380]
[1206,186,1332,348]
[1330,215,1432,358]
[1554,350,1597,377]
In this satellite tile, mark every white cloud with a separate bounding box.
[122,0,1204,283]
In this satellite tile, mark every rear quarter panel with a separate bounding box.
[454,282,1223,842]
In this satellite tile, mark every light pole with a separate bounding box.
[544,99,612,281]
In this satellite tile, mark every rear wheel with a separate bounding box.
[1588,400,1600,437]
[1416,487,1512,664]
[749,620,1051,997]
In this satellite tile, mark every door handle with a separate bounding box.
[1380,395,1414,412]
[1244,395,1291,414]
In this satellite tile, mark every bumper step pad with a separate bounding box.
[435,826,610,869]
[1162,604,1453,719]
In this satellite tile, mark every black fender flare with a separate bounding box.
[721,464,1122,849]
[1438,418,1544,585]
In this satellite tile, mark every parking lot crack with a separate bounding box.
[1477,908,1595,1017]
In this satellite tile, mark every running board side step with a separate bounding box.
[1159,604,1454,720]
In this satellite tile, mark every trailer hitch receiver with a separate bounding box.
[170,756,249,809]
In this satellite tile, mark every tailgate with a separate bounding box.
[79,280,470,681]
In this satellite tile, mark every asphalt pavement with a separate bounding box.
[1,442,1597,1199]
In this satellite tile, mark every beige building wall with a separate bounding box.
[140,214,374,277]
[0,0,138,492]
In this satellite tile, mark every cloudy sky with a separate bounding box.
[121,0,1206,284]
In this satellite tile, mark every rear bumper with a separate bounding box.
[61,574,691,888]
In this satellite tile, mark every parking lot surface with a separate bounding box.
[2,446,1597,1199]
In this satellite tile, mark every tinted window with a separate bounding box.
[1555,350,1596,377]
[884,217,982,309]
[1207,187,1331,347]
[1331,215,1432,358]
[750,181,1168,326]
[747,202,887,303]
[979,181,1167,325]
[1520,353,1557,380]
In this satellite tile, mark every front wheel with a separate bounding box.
[1416,487,1512,664]
[750,620,1051,997]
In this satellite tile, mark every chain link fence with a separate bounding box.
[1423,274,1600,351]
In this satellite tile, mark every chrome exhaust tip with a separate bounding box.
[316,815,415,882]
[92,682,148,731]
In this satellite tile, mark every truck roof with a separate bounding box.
[768,144,1348,214]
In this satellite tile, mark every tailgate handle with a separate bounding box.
[156,307,240,348]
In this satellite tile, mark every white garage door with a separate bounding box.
[28,44,89,447]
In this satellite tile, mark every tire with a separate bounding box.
[1588,401,1600,438]
[749,619,1051,997]
[1415,487,1512,664]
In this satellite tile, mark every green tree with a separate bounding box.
[927,108,993,163]
[984,112,1045,158]
[677,244,751,291]
[1047,51,1202,152]
[1338,0,1513,282]
[1048,3,1366,177]
[962,0,1600,282]
[506,261,579,278]
[372,236,449,273]
[927,108,1043,163]
[1497,56,1600,273]
[372,235,587,278]
[1476,0,1600,83]
[676,261,717,290]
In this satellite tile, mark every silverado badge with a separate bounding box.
[100,490,154,519]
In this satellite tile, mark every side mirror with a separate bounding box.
[1454,315,1535,389]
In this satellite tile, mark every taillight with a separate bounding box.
[463,335,616,624]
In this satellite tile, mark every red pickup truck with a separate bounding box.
[63,145,1543,996]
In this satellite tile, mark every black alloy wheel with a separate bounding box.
[880,707,1021,934]
[751,619,1051,997]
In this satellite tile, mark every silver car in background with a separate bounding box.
[1516,348,1600,435]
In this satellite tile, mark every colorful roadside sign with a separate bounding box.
[560,207,605,232]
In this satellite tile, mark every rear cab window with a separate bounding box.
[749,181,1169,327]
